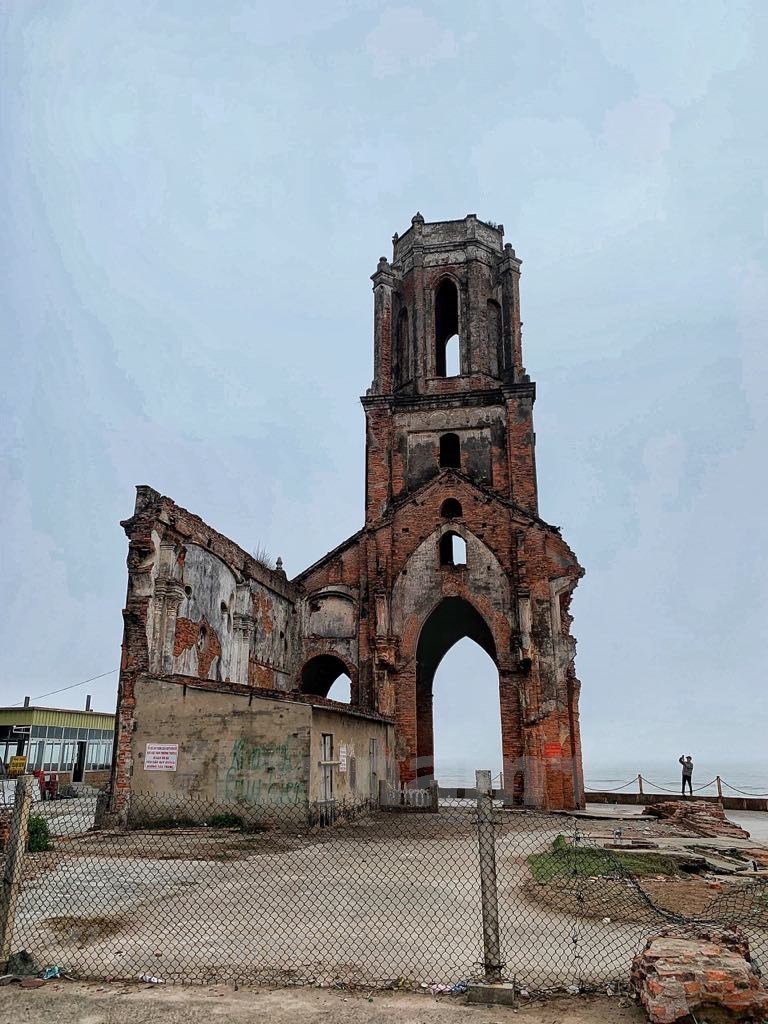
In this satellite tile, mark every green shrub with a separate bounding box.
[209,812,244,829]
[27,815,52,853]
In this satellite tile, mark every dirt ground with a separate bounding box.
[9,801,768,991]
[13,808,648,988]
[0,980,646,1024]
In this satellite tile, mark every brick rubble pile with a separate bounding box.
[631,924,768,1023]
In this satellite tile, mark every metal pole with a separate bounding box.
[429,779,439,814]
[476,769,502,982]
[638,773,644,796]
[0,774,34,968]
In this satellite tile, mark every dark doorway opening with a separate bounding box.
[73,741,86,783]
[300,655,351,702]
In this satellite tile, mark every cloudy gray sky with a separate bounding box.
[2,1,766,779]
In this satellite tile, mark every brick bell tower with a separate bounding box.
[297,213,585,810]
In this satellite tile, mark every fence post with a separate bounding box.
[716,776,723,804]
[0,774,34,968]
[475,769,502,982]
[637,773,644,796]
[429,779,439,814]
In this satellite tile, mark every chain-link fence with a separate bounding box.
[2,776,767,991]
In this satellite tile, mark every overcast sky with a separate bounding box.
[2,1,766,777]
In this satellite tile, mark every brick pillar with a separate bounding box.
[415,688,434,781]
[410,214,427,385]
[499,669,524,806]
[500,243,523,379]
[504,388,539,516]
[396,667,417,784]
[364,401,393,524]
[370,257,396,393]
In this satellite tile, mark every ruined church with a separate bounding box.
[108,214,585,821]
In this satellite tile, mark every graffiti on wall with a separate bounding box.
[221,736,307,806]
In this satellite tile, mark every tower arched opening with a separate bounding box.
[435,278,460,377]
[414,598,498,782]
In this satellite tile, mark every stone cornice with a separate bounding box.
[361,381,536,413]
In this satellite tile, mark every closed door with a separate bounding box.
[321,733,334,803]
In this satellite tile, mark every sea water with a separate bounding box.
[434,757,768,797]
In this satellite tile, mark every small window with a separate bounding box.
[439,433,460,469]
[440,498,462,519]
[439,532,467,566]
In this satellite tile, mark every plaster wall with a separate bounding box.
[128,677,311,816]
[308,707,395,805]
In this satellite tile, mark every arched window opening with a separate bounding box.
[440,498,462,519]
[435,279,460,377]
[439,531,467,567]
[439,432,460,469]
[300,655,351,702]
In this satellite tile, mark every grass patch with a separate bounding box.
[528,834,682,882]
[27,815,52,852]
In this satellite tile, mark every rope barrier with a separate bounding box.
[638,777,686,794]
[584,778,637,793]
[584,774,768,799]
[692,778,718,792]
[721,780,768,798]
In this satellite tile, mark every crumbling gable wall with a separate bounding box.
[109,486,302,819]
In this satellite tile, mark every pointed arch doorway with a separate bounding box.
[415,597,501,784]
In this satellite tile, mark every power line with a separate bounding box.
[9,669,119,708]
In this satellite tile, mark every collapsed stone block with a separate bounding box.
[631,924,768,1022]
